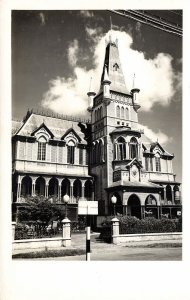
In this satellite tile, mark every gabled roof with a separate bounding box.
[12,120,22,135]
[126,158,143,169]
[107,180,162,189]
[61,128,82,142]
[31,122,54,138]
[150,142,173,157]
[12,112,87,144]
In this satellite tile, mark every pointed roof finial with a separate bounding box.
[89,76,92,92]
[132,73,136,89]
[110,16,113,31]
[87,76,96,97]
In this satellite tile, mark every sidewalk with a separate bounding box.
[12,232,182,256]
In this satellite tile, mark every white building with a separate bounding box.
[12,36,181,221]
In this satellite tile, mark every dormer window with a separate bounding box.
[37,136,47,161]
[67,140,75,164]
[155,153,161,172]
[113,63,119,71]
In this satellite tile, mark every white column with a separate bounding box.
[17,175,21,202]
[70,180,74,202]
[62,218,71,247]
[111,218,120,244]
[58,184,61,202]
[32,179,36,196]
[81,180,85,199]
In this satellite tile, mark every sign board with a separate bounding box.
[78,201,98,215]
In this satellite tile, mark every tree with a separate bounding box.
[17,196,65,224]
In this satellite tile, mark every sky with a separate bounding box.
[12,10,182,181]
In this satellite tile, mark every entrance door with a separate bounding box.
[128,194,141,219]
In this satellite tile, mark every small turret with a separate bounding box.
[103,66,111,99]
[131,74,141,110]
[87,78,96,112]
[131,88,140,108]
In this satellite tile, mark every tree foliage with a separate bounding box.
[17,196,65,224]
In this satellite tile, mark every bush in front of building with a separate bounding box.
[99,216,182,241]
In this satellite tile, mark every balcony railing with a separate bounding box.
[14,159,89,176]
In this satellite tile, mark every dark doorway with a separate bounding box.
[128,194,141,219]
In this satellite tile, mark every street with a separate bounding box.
[33,233,182,261]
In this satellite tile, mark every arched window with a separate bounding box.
[98,139,104,163]
[155,153,161,172]
[91,143,95,164]
[95,142,99,164]
[145,195,157,206]
[100,106,103,119]
[73,179,82,199]
[115,137,126,160]
[129,137,138,159]
[166,184,172,202]
[126,107,129,120]
[37,136,47,161]
[67,140,75,164]
[121,106,124,119]
[84,180,93,199]
[116,106,120,118]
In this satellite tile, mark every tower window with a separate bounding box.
[121,106,124,119]
[129,137,138,160]
[37,136,47,161]
[126,108,129,120]
[116,106,120,118]
[115,137,126,160]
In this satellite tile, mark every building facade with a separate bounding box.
[12,36,181,221]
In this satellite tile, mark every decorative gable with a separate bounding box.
[126,158,143,169]
[150,142,164,154]
[61,128,81,143]
[31,123,54,140]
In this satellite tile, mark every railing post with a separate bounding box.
[61,217,71,247]
[111,217,119,244]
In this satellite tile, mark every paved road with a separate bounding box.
[48,246,181,261]
[34,233,182,261]
[13,233,182,261]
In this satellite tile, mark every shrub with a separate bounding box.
[99,216,182,241]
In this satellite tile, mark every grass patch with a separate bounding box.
[125,242,182,248]
[12,248,85,259]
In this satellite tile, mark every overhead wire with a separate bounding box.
[109,10,182,37]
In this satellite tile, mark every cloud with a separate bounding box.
[80,10,94,18]
[140,124,173,145]
[85,26,103,44]
[67,39,79,67]
[41,29,181,118]
[39,12,46,25]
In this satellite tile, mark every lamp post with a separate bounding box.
[63,194,70,218]
[111,195,117,217]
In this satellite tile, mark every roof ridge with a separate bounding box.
[25,109,91,124]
